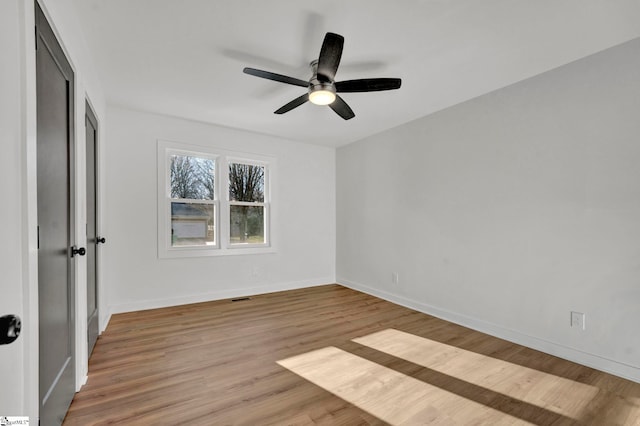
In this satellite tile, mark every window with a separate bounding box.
[169,153,216,248]
[229,161,267,246]
[158,141,274,258]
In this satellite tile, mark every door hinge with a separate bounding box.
[37,225,40,249]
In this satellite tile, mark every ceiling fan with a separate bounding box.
[243,32,401,120]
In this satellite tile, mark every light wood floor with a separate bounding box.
[63,285,640,425]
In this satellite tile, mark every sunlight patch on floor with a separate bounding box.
[277,346,530,425]
[353,329,599,420]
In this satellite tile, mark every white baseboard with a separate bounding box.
[76,374,88,392]
[108,277,334,316]
[337,277,640,384]
[99,312,111,334]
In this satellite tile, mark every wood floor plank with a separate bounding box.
[63,284,640,425]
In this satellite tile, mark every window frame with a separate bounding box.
[157,140,275,258]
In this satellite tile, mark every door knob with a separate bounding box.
[71,246,86,257]
[97,237,106,244]
[0,314,21,345]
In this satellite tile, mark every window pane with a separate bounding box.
[230,205,264,244]
[170,155,214,200]
[229,163,264,202]
[171,202,215,246]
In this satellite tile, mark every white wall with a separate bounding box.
[105,107,335,315]
[337,38,640,382]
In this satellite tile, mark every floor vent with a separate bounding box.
[231,297,251,302]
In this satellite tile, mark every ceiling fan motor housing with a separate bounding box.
[308,59,336,105]
[309,78,335,93]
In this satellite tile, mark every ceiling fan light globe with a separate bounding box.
[309,89,336,106]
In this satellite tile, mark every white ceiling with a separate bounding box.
[72,0,640,147]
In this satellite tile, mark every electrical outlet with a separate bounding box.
[570,311,586,330]
[392,272,399,285]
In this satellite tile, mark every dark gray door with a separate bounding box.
[36,3,76,425]
[85,102,99,355]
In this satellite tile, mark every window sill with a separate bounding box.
[158,246,276,259]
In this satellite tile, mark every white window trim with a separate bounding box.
[157,140,276,258]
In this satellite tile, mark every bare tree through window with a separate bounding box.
[229,163,265,243]
[170,155,215,246]
[170,155,214,200]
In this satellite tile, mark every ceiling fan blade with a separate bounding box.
[328,95,355,120]
[274,93,309,114]
[243,67,309,88]
[335,78,402,93]
[316,32,344,82]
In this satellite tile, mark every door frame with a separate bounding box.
[22,0,42,421]
[85,99,100,357]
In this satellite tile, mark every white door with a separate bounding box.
[0,0,27,416]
